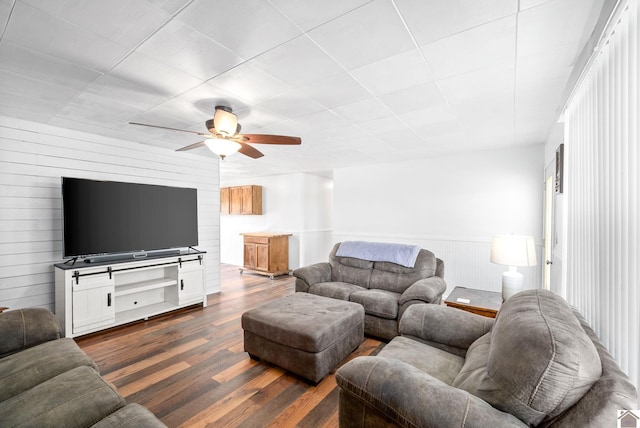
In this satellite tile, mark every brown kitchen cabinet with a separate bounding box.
[220,187,230,214]
[240,233,292,279]
[221,185,262,215]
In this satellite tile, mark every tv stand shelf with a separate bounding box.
[55,252,206,338]
[114,279,177,297]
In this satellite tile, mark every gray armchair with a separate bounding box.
[294,242,446,340]
[336,289,638,427]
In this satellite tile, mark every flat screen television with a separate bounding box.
[62,177,198,259]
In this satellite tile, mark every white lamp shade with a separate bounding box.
[213,108,238,136]
[490,235,537,267]
[204,138,241,158]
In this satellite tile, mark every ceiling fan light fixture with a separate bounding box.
[204,138,241,159]
[213,108,238,136]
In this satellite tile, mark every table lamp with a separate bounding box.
[490,234,537,301]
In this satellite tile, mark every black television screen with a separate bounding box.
[62,177,198,258]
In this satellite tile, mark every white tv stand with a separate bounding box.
[55,252,206,338]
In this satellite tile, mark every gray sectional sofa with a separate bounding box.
[294,242,446,340]
[0,307,166,428]
[336,289,638,427]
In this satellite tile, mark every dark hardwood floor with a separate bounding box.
[76,264,385,428]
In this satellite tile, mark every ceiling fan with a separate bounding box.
[130,106,301,159]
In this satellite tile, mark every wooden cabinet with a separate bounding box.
[221,185,262,215]
[229,187,242,214]
[241,233,291,279]
[220,187,230,214]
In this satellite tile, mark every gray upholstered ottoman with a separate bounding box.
[242,293,365,383]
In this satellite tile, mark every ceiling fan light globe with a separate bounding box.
[204,138,241,159]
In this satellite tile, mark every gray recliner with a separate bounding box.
[0,308,166,428]
[294,242,446,340]
[336,289,638,427]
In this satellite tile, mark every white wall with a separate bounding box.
[333,145,545,295]
[220,173,333,269]
[0,117,221,312]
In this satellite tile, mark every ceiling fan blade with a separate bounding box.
[238,142,264,159]
[241,134,301,145]
[176,141,207,152]
[129,122,209,136]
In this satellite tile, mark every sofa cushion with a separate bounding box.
[0,365,126,428]
[369,249,437,293]
[91,403,167,428]
[329,244,373,288]
[349,289,400,319]
[453,289,602,426]
[380,336,465,385]
[309,282,367,301]
[0,337,98,402]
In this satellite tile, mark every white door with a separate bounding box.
[544,160,563,295]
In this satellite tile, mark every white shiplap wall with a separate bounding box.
[0,116,221,312]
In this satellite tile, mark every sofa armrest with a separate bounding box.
[0,308,61,358]
[400,304,494,353]
[293,262,331,292]
[336,356,526,428]
[399,276,447,305]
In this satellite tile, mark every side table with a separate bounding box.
[444,286,502,318]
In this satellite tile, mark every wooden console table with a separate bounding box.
[240,233,292,279]
[444,286,502,318]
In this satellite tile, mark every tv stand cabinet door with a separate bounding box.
[178,258,206,306]
[72,278,115,334]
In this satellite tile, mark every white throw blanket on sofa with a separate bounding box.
[336,241,421,268]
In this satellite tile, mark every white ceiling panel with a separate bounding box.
[249,35,344,89]
[0,0,606,180]
[207,62,291,104]
[437,64,515,103]
[350,49,435,96]
[137,20,243,81]
[21,0,170,50]
[421,15,517,80]
[517,0,604,59]
[82,75,170,112]
[0,91,63,122]
[399,105,458,130]
[268,0,372,31]
[0,42,102,90]
[332,98,391,123]
[143,0,192,15]
[0,0,13,28]
[257,93,326,119]
[307,0,415,70]
[3,2,131,72]
[0,69,81,105]
[395,0,517,45]
[356,115,410,137]
[298,72,371,110]
[378,82,448,115]
[176,0,300,59]
[110,51,204,98]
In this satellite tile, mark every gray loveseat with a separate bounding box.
[0,307,166,427]
[336,289,638,427]
[294,242,446,340]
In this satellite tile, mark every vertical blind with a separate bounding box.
[564,0,639,391]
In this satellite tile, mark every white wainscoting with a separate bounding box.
[333,232,543,296]
[0,117,221,312]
